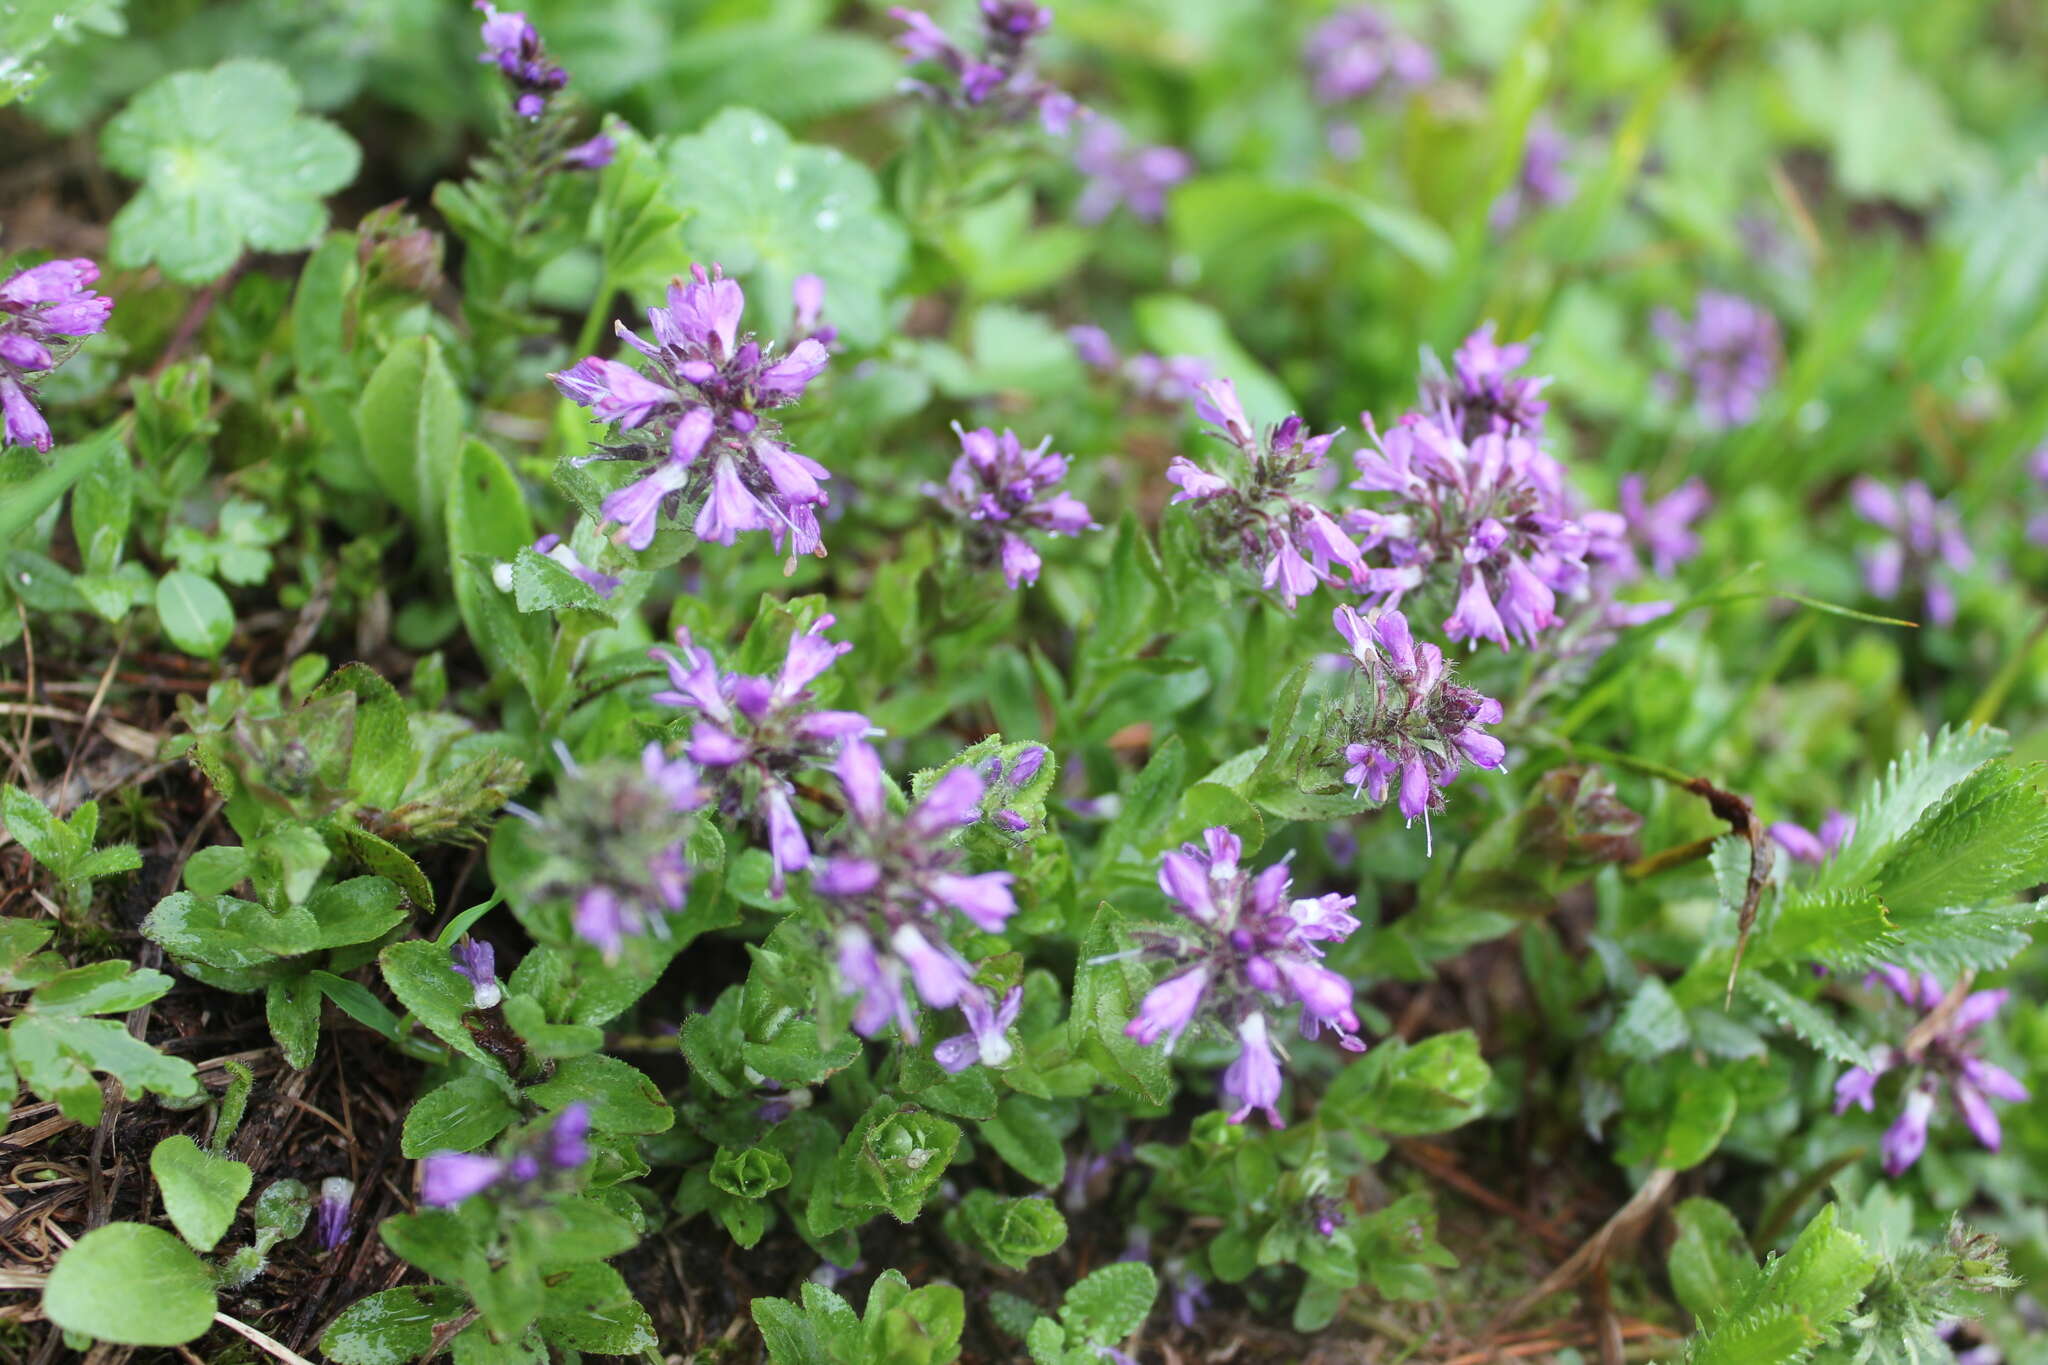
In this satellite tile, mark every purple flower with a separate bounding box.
[813,743,1017,1053]
[652,615,862,894]
[1168,378,1362,610]
[1221,1013,1286,1127]
[1850,477,1973,628]
[561,134,615,169]
[1347,379,1597,651]
[927,425,1098,589]
[1768,810,1853,865]
[1302,6,1436,106]
[889,3,1076,132]
[552,264,834,558]
[0,257,114,454]
[1617,475,1711,578]
[474,2,567,118]
[1652,292,1781,431]
[1072,120,1193,224]
[420,1152,506,1207]
[1488,117,1574,234]
[523,743,707,959]
[1839,968,2028,1177]
[450,936,503,1010]
[934,985,1023,1072]
[528,533,621,598]
[419,1103,594,1210]
[1327,605,1503,843]
[1122,827,1365,1125]
[316,1177,354,1251]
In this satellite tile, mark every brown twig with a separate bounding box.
[1484,1167,1678,1336]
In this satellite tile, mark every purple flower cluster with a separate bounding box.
[516,742,706,959]
[1851,477,1974,628]
[420,1103,592,1207]
[474,2,567,119]
[1488,117,1574,234]
[1,258,115,453]
[1301,5,1436,107]
[890,2,1077,134]
[1652,291,1781,431]
[927,424,1096,589]
[1767,809,1854,865]
[1167,378,1367,609]
[1419,323,1552,442]
[553,265,834,556]
[975,744,1047,834]
[1068,326,1210,405]
[1615,475,1711,580]
[1122,827,1363,1126]
[818,742,1019,1065]
[1328,606,1504,843]
[1072,120,1193,224]
[1833,969,2028,1176]
[1346,408,1590,651]
[651,615,868,894]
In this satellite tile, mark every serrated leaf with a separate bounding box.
[1820,726,2007,891]
[1611,977,1690,1060]
[1739,974,1873,1069]
[100,59,361,283]
[1875,761,2048,919]
[1060,1261,1158,1345]
[663,107,907,346]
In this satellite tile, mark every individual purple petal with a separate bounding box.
[1124,967,1210,1049]
[1881,1088,1934,1176]
[930,870,1016,932]
[1222,1013,1285,1127]
[420,1152,506,1207]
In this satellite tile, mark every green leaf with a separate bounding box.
[100,59,361,284]
[27,961,172,1017]
[154,570,234,658]
[1683,1204,1876,1365]
[949,1190,1068,1272]
[306,876,407,950]
[862,1271,965,1365]
[150,1134,253,1252]
[1170,175,1452,280]
[1068,905,1174,1107]
[42,1223,219,1346]
[379,939,505,1077]
[1669,1198,1758,1322]
[309,664,414,811]
[266,975,322,1069]
[402,1073,519,1158]
[9,1015,201,1124]
[1820,726,2007,891]
[355,336,463,543]
[1773,27,1975,208]
[446,440,546,701]
[536,1263,656,1355]
[589,117,692,291]
[1610,978,1690,1060]
[524,1054,673,1134]
[2,784,79,876]
[663,107,907,346]
[1659,1068,1739,1171]
[320,1286,468,1365]
[1874,761,2048,920]
[836,1100,961,1223]
[1326,1031,1491,1135]
[1738,975,1873,1069]
[1060,1261,1158,1346]
[979,1095,1068,1188]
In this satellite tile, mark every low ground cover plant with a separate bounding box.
[5,1,2048,1361]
